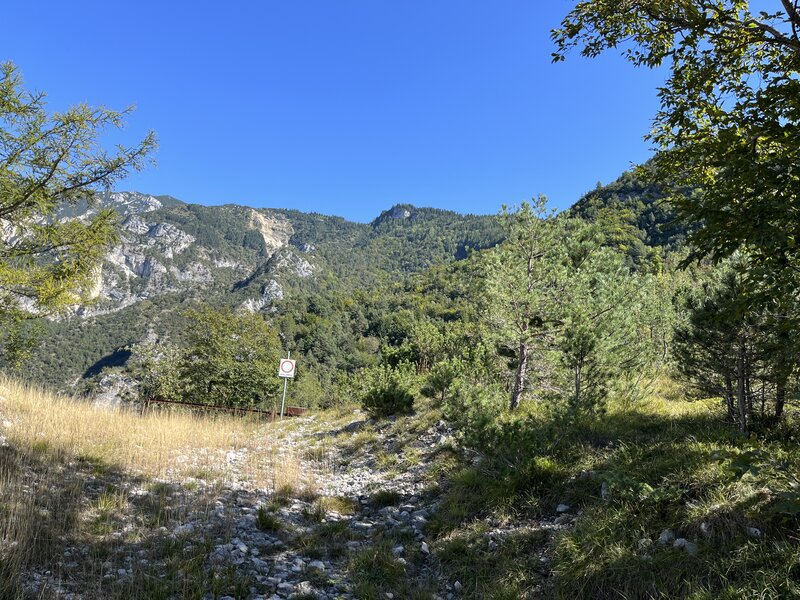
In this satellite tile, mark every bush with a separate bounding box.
[442,381,507,448]
[178,306,282,408]
[360,363,415,417]
[256,506,281,532]
[371,489,402,507]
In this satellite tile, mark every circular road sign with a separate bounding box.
[279,358,296,378]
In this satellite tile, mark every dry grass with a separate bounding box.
[1,377,254,477]
[0,376,318,599]
[0,376,318,488]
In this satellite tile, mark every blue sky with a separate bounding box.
[4,1,665,222]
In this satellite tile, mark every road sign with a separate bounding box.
[279,358,296,379]
[279,352,295,419]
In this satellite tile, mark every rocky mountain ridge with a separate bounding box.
[65,192,307,318]
[32,193,504,390]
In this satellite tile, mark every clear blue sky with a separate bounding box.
[4,1,664,222]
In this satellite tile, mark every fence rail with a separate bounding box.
[141,397,307,419]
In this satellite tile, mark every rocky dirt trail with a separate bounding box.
[16,409,459,600]
[193,412,454,600]
[15,407,579,600]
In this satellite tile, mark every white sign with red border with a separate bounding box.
[279,358,296,378]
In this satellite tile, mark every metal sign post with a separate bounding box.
[278,351,296,419]
[280,379,288,419]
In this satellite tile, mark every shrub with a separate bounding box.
[256,506,282,532]
[371,489,402,507]
[360,363,415,417]
[442,381,507,448]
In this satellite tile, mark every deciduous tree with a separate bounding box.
[553,2,800,287]
[179,307,282,408]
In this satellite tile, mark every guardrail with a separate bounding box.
[141,397,307,419]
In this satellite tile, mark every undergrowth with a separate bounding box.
[431,377,800,599]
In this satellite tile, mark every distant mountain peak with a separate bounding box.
[372,204,417,225]
[386,204,414,219]
[372,204,420,227]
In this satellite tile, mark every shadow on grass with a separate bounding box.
[430,402,800,598]
[0,437,258,600]
[436,524,550,600]
[431,407,733,528]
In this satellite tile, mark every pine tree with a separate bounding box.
[485,197,565,410]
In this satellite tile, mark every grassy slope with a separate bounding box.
[429,379,800,599]
[0,378,311,599]
[0,379,448,600]
[2,376,798,599]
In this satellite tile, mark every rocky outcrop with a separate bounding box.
[145,223,195,258]
[91,372,137,408]
[241,280,284,313]
[270,249,314,279]
[248,209,293,259]
[105,191,163,215]
[62,193,307,318]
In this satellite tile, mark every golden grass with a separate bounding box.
[0,376,320,599]
[0,377,255,478]
[0,377,318,488]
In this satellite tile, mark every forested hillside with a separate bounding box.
[31,177,683,399]
[29,194,503,392]
[568,167,691,267]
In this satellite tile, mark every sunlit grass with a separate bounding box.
[432,376,800,598]
[0,376,317,599]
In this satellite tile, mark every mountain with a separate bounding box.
[32,172,693,393]
[569,168,690,265]
[33,193,503,390]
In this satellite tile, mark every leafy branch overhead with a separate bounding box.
[554,1,800,286]
[0,61,156,320]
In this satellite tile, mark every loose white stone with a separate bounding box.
[673,538,698,556]
[658,529,675,545]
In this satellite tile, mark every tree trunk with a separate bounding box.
[745,350,753,425]
[737,340,748,435]
[776,378,786,420]
[724,373,735,422]
[510,341,529,410]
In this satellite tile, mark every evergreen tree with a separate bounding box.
[487,200,657,413]
[553,220,645,415]
[485,197,565,410]
[674,260,800,433]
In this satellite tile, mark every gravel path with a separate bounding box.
[18,410,575,599]
[19,412,457,600]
